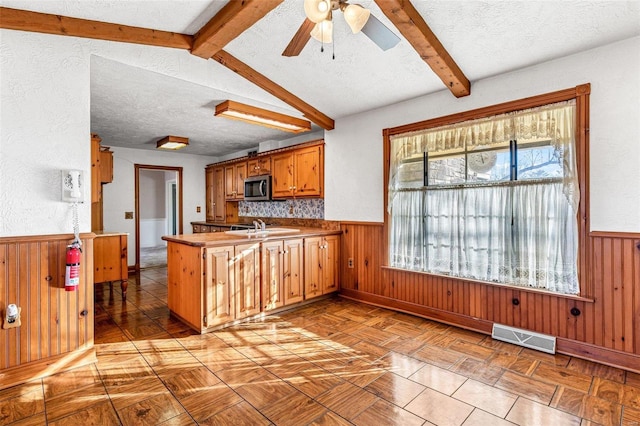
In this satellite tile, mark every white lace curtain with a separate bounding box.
[389,100,579,212]
[388,100,580,295]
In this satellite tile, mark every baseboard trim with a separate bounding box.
[339,288,493,334]
[339,288,640,373]
[0,347,97,391]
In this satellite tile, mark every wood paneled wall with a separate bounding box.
[0,233,95,386]
[340,223,640,372]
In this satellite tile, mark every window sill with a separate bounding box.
[381,265,595,303]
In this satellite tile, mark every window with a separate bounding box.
[388,100,580,294]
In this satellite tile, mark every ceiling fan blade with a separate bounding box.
[282,18,315,57]
[361,14,401,51]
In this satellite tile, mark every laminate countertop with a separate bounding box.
[162,226,340,248]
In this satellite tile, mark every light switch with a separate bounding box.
[196,206,201,213]
[124,212,133,219]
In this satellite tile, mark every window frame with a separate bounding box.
[383,84,591,298]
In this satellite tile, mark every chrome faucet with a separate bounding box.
[253,220,260,231]
[258,219,266,231]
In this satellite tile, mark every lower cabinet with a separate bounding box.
[203,245,235,328]
[234,243,261,320]
[203,243,261,329]
[262,239,304,311]
[167,233,339,333]
[304,235,340,300]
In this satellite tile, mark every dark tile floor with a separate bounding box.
[1,267,639,425]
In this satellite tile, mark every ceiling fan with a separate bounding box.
[282,0,401,57]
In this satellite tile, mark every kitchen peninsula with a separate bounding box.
[162,227,340,333]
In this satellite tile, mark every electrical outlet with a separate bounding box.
[196,206,201,213]
[348,258,354,268]
[124,212,133,219]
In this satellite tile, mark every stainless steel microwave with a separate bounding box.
[244,175,271,201]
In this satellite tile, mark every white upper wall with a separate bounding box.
[324,36,640,233]
[0,30,225,236]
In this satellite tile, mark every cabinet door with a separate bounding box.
[304,237,323,300]
[205,246,235,328]
[234,163,246,199]
[235,243,261,319]
[205,167,215,221]
[224,164,236,200]
[91,134,101,202]
[294,145,323,197]
[262,240,284,311]
[213,167,226,221]
[247,157,271,177]
[271,152,294,198]
[284,238,304,305]
[99,148,113,183]
[322,235,340,294]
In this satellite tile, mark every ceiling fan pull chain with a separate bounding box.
[332,33,335,60]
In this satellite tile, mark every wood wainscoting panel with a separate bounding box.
[340,223,640,372]
[0,234,94,377]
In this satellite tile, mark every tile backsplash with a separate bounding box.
[239,199,324,219]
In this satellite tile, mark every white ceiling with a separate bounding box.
[3,0,640,157]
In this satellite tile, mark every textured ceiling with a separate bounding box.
[3,0,640,157]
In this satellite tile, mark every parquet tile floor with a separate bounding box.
[2,267,639,425]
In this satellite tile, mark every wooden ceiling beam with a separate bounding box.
[0,7,193,50]
[282,18,315,57]
[1,6,334,130]
[191,0,283,59]
[213,50,335,130]
[374,0,470,98]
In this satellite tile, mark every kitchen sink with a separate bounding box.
[224,227,300,237]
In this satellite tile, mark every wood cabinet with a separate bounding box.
[168,241,261,332]
[91,134,102,203]
[208,166,225,222]
[91,133,114,232]
[93,233,129,300]
[272,145,323,198]
[193,224,227,233]
[304,235,339,300]
[166,230,339,333]
[225,162,246,201]
[234,243,261,320]
[205,167,215,222]
[204,246,235,328]
[247,156,272,177]
[262,238,304,311]
[99,147,113,183]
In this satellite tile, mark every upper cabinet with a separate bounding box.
[91,133,114,232]
[99,146,113,183]
[272,144,323,199]
[204,141,324,219]
[206,166,226,222]
[225,162,246,201]
[247,156,272,177]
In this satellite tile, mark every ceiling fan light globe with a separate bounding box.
[304,0,331,23]
[310,20,333,43]
[343,4,370,34]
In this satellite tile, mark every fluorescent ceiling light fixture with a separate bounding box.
[157,135,189,150]
[215,100,311,133]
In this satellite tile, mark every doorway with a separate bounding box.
[135,164,183,270]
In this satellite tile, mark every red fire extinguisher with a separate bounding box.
[65,242,81,292]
